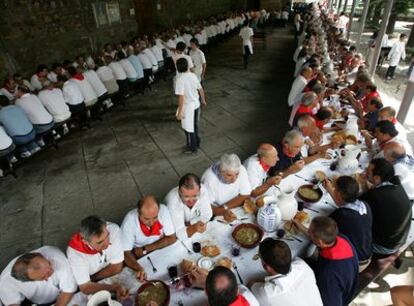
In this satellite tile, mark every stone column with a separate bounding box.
[347,0,358,41]
[368,0,394,77]
[356,0,370,49]
[397,79,414,124]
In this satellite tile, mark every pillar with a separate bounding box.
[368,0,394,77]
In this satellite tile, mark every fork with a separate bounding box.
[147,256,157,273]
[233,263,244,284]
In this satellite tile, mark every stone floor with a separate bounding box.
[0,27,295,267]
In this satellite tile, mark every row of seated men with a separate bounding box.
[0,9,270,177]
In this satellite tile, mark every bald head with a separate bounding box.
[301,67,313,80]
[378,106,396,122]
[138,195,160,226]
[383,141,406,162]
[257,143,279,167]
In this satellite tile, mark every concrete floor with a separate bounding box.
[0,27,295,268]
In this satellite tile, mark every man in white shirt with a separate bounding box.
[244,143,282,197]
[165,173,212,242]
[383,142,414,200]
[67,215,128,301]
[48,63,66,84]
[288,66,313,107]
[189,38,207,82]
[171,42,194,75]
[61,75,88,123]
[363,120,413,158]
[250,238,323,306]
[239,21,254,69]
[336,12,349,35]
[106,56,129,99]
[0,246,81,306]
[205,267,259,306]
[378,106,407,139]
[0,78,19,102]
[15,87,54,143]
[121,195,176,280]
[386,33,407,80]
[95,58,119,95]
[67,67,98,108]
[201,153,252,221]
[31,65,49,91]
[84,69,113,111]
[175,58,206,154]
[38,82,71,123]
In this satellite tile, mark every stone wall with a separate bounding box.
[0,0,247,76]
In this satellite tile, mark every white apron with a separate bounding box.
[180,103,196,133]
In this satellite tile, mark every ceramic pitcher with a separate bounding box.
[337,144,361,175]
[345,117,359,138]
[277,187,298,220]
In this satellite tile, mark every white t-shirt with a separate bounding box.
[189,49,206,81]
[66,222,124,286]
[0,126,12,150]
[62,80,84,105]
[243,154,268,190]
[72,78,98,105]
[48,71,58,83]
[121,205,175,250]
[38,88,71,123]
[288,75,307,107]
[165,186,213,241]
[173,53,194,73]
[0,87,17,101]
[96,66,116,82]
[175,72,202,132]
[0,246,77,306]
[142,49,159,71]
[138,53,153,70]
[84,70,108,97]
[394,162,414,200]
[201,164,252,206]
[15,93,53,125]
[108,62,127,80]
[30,74,44,90]
[337,15,349,30]
[239,26,254,54]
[251,258,323,306]
[119,59,139,80]
[151,45,164,62]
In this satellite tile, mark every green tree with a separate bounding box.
[367,0,414,33]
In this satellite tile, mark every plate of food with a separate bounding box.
[297,184,323,203]
[136,280,170,306]
[232,223,264,249]
[201,245,221,257]
[284,211,310,235]
[215,257,233,269]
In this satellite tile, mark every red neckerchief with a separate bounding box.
[259,158,270,172]
[297,104,313,116]
[68,233,99,255]
[319,236,354,260]
[361,91,379,112]
[139,220,163,237]
[392,118,397,125]
[379,139,390,150]
[315,119,325,130]
[72,73,85,81]
[282,146,297,158]
[230,295,250,306]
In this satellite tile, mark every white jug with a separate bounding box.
[337,144,361,175]
[277,187,298,220]
[345,117,359,138]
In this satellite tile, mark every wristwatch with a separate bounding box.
[223,204,229,211]
[142,246,147,255]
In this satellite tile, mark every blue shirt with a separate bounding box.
[0,105,33,137]
[128,55,144,79]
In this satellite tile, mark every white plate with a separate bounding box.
[197,257,214,270]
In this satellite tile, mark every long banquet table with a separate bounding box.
[114,151,412,305]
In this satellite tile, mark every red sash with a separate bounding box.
[68,233,99,255]
[72,73,85,81]
[230,295,250,306]
[140,220,163,237]
[259,159,270,172]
